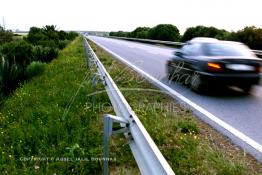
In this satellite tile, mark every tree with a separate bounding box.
[148,24,180,41]
[129,27,151,39]
[229,26,262,50]
[109,31,129,37]
[27,27,47,45]
[181,26,230,42]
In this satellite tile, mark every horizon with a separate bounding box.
[4,25,261,36]
[1,0,262,34]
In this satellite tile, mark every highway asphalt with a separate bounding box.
[88,36,262,160]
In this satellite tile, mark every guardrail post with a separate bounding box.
[103,114,129,175]
[103,115,112,175]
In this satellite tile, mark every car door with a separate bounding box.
[185,43,203,73]
[179,42,197,75]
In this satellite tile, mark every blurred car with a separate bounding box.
[166,37,262,93]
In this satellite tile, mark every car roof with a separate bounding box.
[188,37,219,43]
[188,37,243,45]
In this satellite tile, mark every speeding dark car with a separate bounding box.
[166,37,262,93]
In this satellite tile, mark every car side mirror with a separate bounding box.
[174,51,183,57]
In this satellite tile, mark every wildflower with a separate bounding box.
[34,165,40,170]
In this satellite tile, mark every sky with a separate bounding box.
[0,0,262,34]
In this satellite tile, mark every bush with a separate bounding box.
[58,40,70,49]
[25,61,46,79]
[1,40,33,69]
[67,31,78,40]
[38,40,57,48]
[27,26,78,47]
[45,47,59,61]
[0,56,24,93]
[32,46,59,62]
[0,25,76,97]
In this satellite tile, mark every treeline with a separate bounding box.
[0,25,78,97]
[110,24,180,42]
[109,24,262,50]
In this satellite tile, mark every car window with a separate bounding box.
[190,43,202,56]
[181,43,192,55]
[203,43,255,57]
[182,43,201,56]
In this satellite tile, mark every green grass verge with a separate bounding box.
[0,36,261,174]
[0,37,106,174]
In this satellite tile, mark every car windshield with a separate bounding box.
[203,42,255,57]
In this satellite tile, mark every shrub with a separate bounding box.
[58,30,68,40]
[0,25,76,96]
[0,56,24,93]
[67,31,79,40]
[58,40,70,49]
[32,46,59,62]
[45,47,59,61]
[38,40,57,48]
[27,26,78,47]
[1,40,33,68]
[25,61,46,79]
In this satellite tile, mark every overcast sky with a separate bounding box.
[0,0,261,33]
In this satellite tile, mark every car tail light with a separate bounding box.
[255,65,262,73]
[207,62,222,72]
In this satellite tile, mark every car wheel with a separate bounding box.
[190,74,204,92]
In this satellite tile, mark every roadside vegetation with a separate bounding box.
[0,36,261,174]
[109,24,262,50]
[0,37,103,174]
[0,25,78,102]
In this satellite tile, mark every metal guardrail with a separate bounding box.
[109,36,184,46]
[109,36,262,56]
[83,36,175,175]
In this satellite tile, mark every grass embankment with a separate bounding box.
[89,40,262,175]
[0,37,107,174]
[0,36,261,174]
